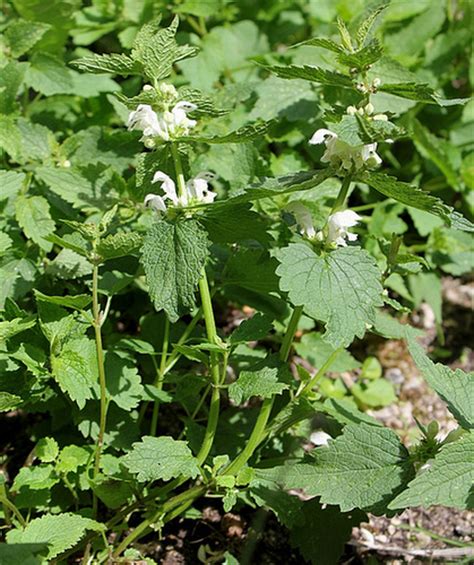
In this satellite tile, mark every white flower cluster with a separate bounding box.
[287,204,361,248]
[309,128,382,172]
[127,83,197,145]
[145,171,217,213]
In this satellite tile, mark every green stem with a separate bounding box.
[170,143,223,465]
[196,271,221,465]
[150,317,170,436]
[92,264,108,480]
[171,143,187,199]
[224,305,304,477]
[298,348,341,397]
[330,174,352,214]
[0,496,26,527]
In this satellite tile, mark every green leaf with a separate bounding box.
[33,290,91,310]
[0,543,48,564]
[35,438,59,463]
[46,234,89,257]
[337,40,384,70]
[105,351,144,411]
[25,53,73,96]
[262,64,353,89]
[201,203,270,245]
[276,245,383,348]
[298,37,344,53]
[411,119,461,191]
[0,392,23,412]
[295,332,360,373]
[12,0,81,27]
[96,232,142,260]
[230,313,274,344]
[220,169,333,205]
[6,513,104,560]
[70,53,141,76]
[351,378,396,408]
[229,362,290,405]
[407,337,474,430]
[131,16,197,81]
[361,172,454,224]
[141,220,209,322]
[389,432,474,510]
[51,338,97,409]
[289,499,365,565]
[275,423,413,513]
[0,317,36,341]
[15,195,55,252]
[0,170,25,201]
[123,436,200,482]
[5,19,50,57]
[185,121,272,144]
[12,466,59,492]
[0,62,28,114]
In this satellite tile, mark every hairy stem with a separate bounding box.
[92,264,108,480]
[150,317,170,436]
[0,496,26,528]
[224,305,304,476]
[330,174,352,214]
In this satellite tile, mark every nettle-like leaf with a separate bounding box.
[262,64,353,88]
[337,39,384,70]
[0,391,23,412]
[131,16,198,81]
[71,53,142,76]
[407,337,474,430]
[4,19,50,58]
[360,172,473,230]
[123,436,200,482]
[184,121,272,144]
[230,313,274,344]
[289,499,366,565]
[269,423,413,514]
[276,245,383,348]
[34,290,91,311]
[389,432,474,511]
[96,232,143,261]
[229,359,290,405]
[6,514,104,560]
[51,337,97,409]
[141,219,209,322]
[0,317,36,341]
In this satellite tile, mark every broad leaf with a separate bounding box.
[15,196,56,251]
[276,245,383,347]
[141,220,209,322]
[229,358,290,405]
[123,436,200,482]
[184,121,272,144]
[71,53,141,75]
[6,514,104,560]
[389,432,474,510]
[407,337,474,429]
[270,423,413,514]
[96,232,142,260]
[262,64,353,88]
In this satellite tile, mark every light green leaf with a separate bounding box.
[15,195,55,251]
[105,351,144,411]
[6,513,104,560]
[407,337,474,430]
[36,437,59,463]
[141,220,209,322]
[389,432,474,510]
[33,290,91,310]
[0,317,36,341]
[360,172,454,224]
[272,423,413,513]
[262,64,353,88]
[12,466,59,492]
[123,436,200,482]
[96,232,143,260]
[70,53,141,76]
[276,245,383,348]
[25,53,73,96]
[229,362,289,405]
[295,332,360,373]
[51,338,97,409]
[5,19,50,57]
[0,61,28,114]
[0,391,23,412]
[0,170,25,201]
[351,378,396,408]
[185,121,272,144]
[12,0,81,27]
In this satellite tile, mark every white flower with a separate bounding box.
[186,172,217,204]
[309,128,382,171]
[144,193,167,213]
[286,202,316,239]
[128,104,162,137]
[127,100,197,143]
[310,431,332,446]
[145,170,217,212]
[327,210,361,247]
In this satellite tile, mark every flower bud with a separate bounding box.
[144,138,156,149]
[372,78,381,88]
[143,84,153,92]
[365,103,374,115]
[346,105,357,115]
